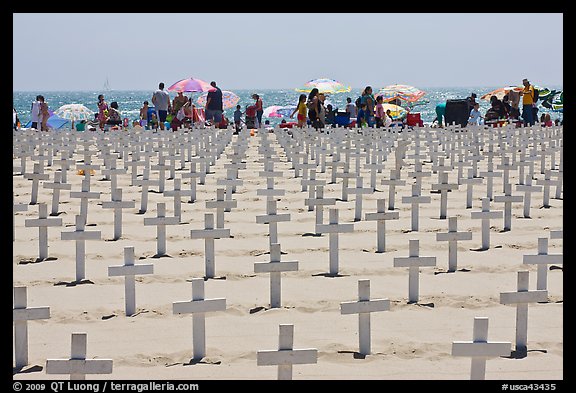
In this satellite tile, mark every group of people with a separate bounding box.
[29,95,50,131]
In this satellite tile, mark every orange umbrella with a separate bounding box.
[481,86,523,101]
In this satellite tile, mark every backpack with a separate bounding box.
[533,87,539,102]
[355,96,362,108]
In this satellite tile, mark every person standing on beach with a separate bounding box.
[306,88,321,130]
[374,95,386,128]
[139,101,150,128]
[97,94,109,130]
[360,86,375,127]
[172,91,188,116]
[345,97,357,119]
[152,82,171,131]
[290,94,307,128]
[205,81,223,125]
[252,94,264,128]
[30,95,41,129]
[317,93,327,129]
[520,78,535,126]
[38,95,50,131]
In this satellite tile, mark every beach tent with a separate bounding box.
[24,115,69,129]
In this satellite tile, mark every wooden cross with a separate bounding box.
[164,178,193,222]
[24,163,49,205]
[190,213,231,279]
[493,183,523,231]
[13,286,50,368]
[216,169,244,206]
[340,279,390,355]
[151,154,170,193]
[436,217,472,272]
[393,239,436,303]
[401,183,431,232]
[364,199,399,253]
[460,168,483,209]
[451,317,511,380]
[336,162,356,202]
[108,246,154,316]
[46,333,113,380]
[257,324,318,380]
[172,278,226,360]
[13,195,28,241]
[470,198,503,250]
[24,203,62,260]
[381,169,406,210]
[143,202,179,256]
[101,157,127,193]
[133,167,158,214]
[346,176,373,222]
[515,175,542,218]
[101,188,135,240]
[42,171,71,216]
[496,156,518,193]
[69,179,101,225]
[206,188,237,229]
[180,162,200,203]
[315,208,354,275]
[407,161,432,189]
[523,237,562,291]
[536,169,558,208]
[254,243,298,308]
[61,215,102,282]
[305,185,336,227]
[256,199,291,245]
[500,271,548,353]
[431,172,459,219]
[257,161,285,200]
[479,160,502,201]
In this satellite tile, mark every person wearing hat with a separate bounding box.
[520,78,535,126]
[466,92,477,114]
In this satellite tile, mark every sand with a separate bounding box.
[13,125,562,380]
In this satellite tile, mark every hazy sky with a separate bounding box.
[13,13,563,91]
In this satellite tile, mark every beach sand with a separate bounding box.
[13,126,562,380]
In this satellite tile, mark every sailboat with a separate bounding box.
[103,77,111,92]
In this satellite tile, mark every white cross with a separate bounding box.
[42,171,71,216]
[436,216,473,272]
[133,167,158,214]
[69,179,101,225]
[24,163,49,205]
[127,154,148,186]
[451,317,511,380]
[470,198,503,250]
[257,161,286,200]
[523,237,562,291]
[164,178,194,222]
[340,279,390,355]
[336,162,356,202]
[431,156,453,185]
[500,271,548,353]
[364,199,399,253]
[401,183,431,232]
[515,175,542,218]
[256,199,291,246]
[151,155,170,193]
[46,332,113,380]
[101,157,127,193]
[13,195,28,241]
[61,215,102,282]
[536,169,559,208]
[190,213,231,279]
[393,239,437,303]
[493,183,523,231]
[496,156,518,193]
[143,202,179,256]
[101,188,135,240]
[479,160,502,201]
[24,203,62,260]
[315,208,354,276]
[460,168,483,209]
[180,162,200,203]
[407,161,432,189]
[346,176,373,221]
[326,156,345,184]
[172,278,226,360]
[216,169,244,207]
[301,169,325,199]
[549,229,563,240]
[108,246,154,316]
[431,172,459,219]
[381,169,406,211]
[206,188,237,229]
[76,156,100,184]
[304,185,336,226]
[364,154,385,191]
[257,324,318,380]
[13,286,50,368]
[254,243,298,308]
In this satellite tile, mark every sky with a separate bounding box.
[13,13,563,91]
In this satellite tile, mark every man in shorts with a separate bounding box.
[151,82,171,130]
[204,81,223,125]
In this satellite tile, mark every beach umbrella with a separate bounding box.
[53,104,94,121]
[295,78,351,94]
[541,90,563,112]
[196,90,240,109]
[480,86,523,101]
[167,77,214,93]
[382,103,408,120]
[376,84,426,104]
[263,105,296,118]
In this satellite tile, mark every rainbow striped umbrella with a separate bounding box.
[53,104,94,121]
[196,90,240,109]
[167,77,214,93]
[296,78,351,94]
[382,103,407,120]
[376,84,426,104]
[263,105,296,118]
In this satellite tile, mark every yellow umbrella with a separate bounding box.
[382,103,407,119]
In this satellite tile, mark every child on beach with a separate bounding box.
[97,94,108,130]
[140,101,149,128]
[468,103,483,126]
[233,104,243,134]
[357,104,368,128]
[374,95,386,128]
[290,94,307,128]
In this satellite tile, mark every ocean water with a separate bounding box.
[12,86,563,127]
